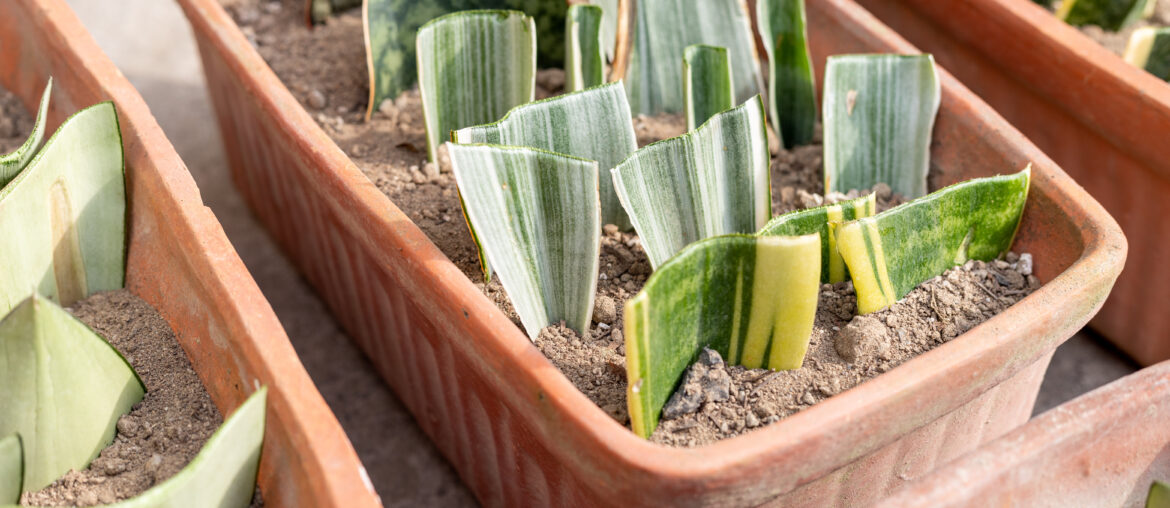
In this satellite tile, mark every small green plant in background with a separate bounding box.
[1057,0,1157,31]
[1125,26,1170,81]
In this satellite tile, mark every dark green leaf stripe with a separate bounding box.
[1058,0,1153,31]
[566,5,606,92]
[836,167,1031,314]
[823,54,940,199]
[0,434,20,504]
[1124,27,1170,81]
[625,233,821,438]
[0,79,51,188]
[756,0,817,148]
[447,143,601,339]
[623,0,763,115]
[683,45,735,131]
[454,82,637,230]
[758,193,875,283]
[612,96,771,268]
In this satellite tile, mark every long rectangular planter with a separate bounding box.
[874,359,1170,507]
[0,0,381,506]
[177,0,1126,505]
[853,0,1170,366]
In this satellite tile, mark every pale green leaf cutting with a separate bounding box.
[0,101,125,313]
[455,81,636,230]
[0,434,19,504]
[757,0,817,148]
[1124,27,1170,81]
[623,0,763,115]
[418,10,536,162]
[837,167,1031,314]
[612,96,771,268]
[585,0,619,63]
[625,233,821,438]
[683,45,734,131]
[447,143,600,339]
[1057,0,1154,31]
[1149,481,1170,508]
[0,294,144,492]
[104,388,267,508]
[0,79,52,188]
[566,4,606,92]
[758,193,875,283]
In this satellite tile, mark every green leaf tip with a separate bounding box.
[683,44,735,131]
[0,78,52,188]
[0,434,21,504]
[613,95,771,269]
[759,193,877,283]
[625,233,821,438]
[454,81,637,230]
[836,166,1031,315]
[823,53,940,199]
[0,100,125,314]
[447,143,601,339]
[566,4,606,93]
[0,293,145,492]
[756,0,817,148]
[1149,481,1170,508]
[1124,27,1170,81]
[1058,0,1155,31]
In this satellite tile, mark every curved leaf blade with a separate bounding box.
[566,4,606,92]
[612,96,771,268]
[625,234,821,438]
[836,167,1030,314]
[0,79,52,188]
[823,54,940,199]
[448,143,601,339]
[683,44,734,131]
[0,101,125,312]
[584,0,619,64]
[1124,27,1170,81]
[1149,481,1170,508]
[1058,0,1153,31]
[757,0,817,148]
[759,193,876,283]
[455,82,637,230]
[0,294,144,492]
[0,434,20,504]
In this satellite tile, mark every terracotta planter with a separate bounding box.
[176,0,1126,505]
[852,0,1170,366]
[873,360,1170,507]
[0,0,380,506]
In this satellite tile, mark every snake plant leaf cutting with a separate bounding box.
[583,0,620,64]
[1150,481,1170,508]
[1124,27,1170,81]
[418,10,537,163]
[364,0,566,120]
[756,0,817,149]
[0,79,51,188]
[454,82,637,230]
[758,193,876,283]
[0,434,19,504]
[1057,0,1155,31]
[0,294,145,492]
[683,45,735,131]
[836,167,1031,315]
[823,54,940,199]
[0,101,125,313]
[566,4,606,92]
[623,0,763,115]
[447,143,601,339]
[624,233,821,438]
[612,96,771,269]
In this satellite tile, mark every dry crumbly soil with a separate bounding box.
[232,0,1033,446]
[1052,0,1170,55]
[0,86,36,155]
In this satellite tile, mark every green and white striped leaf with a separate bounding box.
[447,143,600,339]
[585,0,620,63]
[823,54,940,199]
[759,193,875,283]
[836,167,1031,315]
[612,96,771,268]
[625,233,821,438]
[1124,27,1170,81]
[0,294,144,492]
[418,10,536,162]
[1149,481,1170,508]
[0,101,125,313]
[683,45,734,131]
[0,79,51,188]
[1057,0,1154,31]
[623,0,763,115]
[106,388,267,508]
[364,0,567,120]
[756,0,817,148]
[566,4,606,92]
[455,82,637,230]
[0,434,19,504]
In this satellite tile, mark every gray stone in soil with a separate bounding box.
[661,348,732,419]
[835,315,891,363]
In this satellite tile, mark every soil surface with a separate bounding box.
[0,86,36,155]
[1052,0,1170,55]
[21,290,232,506]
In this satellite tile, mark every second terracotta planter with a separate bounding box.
[178,0,1126,505]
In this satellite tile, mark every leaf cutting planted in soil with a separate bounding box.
[683,44,734,131]
[759,193,876,283]
[756,0,817,148]
[0,79,51,188]
[565,4,606,92]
